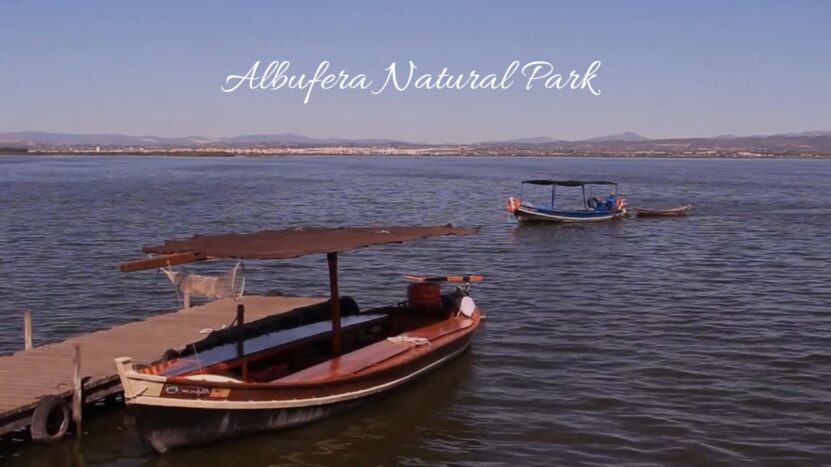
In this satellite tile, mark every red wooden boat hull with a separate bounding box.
[132,398,363,452]
[116,310,480,452]
[130,336,472,452]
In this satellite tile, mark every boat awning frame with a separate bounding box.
[119,224,479,358]
[120,224,478,272]
[521,179,618,187]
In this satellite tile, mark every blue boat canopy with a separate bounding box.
[521,179,617,187]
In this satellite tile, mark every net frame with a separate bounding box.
[160,262,246,308]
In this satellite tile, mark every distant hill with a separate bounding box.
[0,131,405,146]
[220,133,321,144]
[583,131,649,142]
[220,134,405,145]
[490,132,648,145]
[769,131,831,138]
[0,131,204,146]
[504,136,563,144]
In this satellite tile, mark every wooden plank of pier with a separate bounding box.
[0,295,325,436]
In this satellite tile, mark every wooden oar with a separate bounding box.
[402,274,484,283]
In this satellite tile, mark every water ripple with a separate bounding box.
[1,156,831,465]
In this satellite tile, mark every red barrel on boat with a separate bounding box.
[407,283,442,309]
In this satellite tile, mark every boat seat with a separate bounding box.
[405,317,473,340]
[276,317,474,383]
[158,313,387,377]
[276,340,411,383]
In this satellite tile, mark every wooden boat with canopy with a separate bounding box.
[114,225,481,452]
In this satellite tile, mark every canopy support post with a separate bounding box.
[327,252,342,357]
[235,304,247,380]
[72,344,82,437]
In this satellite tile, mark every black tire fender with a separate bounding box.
[31,395,71,442]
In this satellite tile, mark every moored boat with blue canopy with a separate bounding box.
[506,179,627,223]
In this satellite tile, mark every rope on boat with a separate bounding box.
[387,335,431,347]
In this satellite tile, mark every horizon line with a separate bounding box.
[2,128,831,146]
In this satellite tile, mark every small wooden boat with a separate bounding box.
[633,204,691,217]
[114,225,481,452]
[506,180,627,223]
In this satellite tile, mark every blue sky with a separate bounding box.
[1,0,829,142]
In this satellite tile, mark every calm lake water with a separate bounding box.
[1,155,830,466]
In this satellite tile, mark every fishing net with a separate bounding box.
[160,262,245,306]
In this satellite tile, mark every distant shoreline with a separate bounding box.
[3,130,831,158]
[2,151,831,159]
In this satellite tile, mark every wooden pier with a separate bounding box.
[0,295,325,438]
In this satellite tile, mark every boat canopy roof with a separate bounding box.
[522,179,617,187]
[121,225,477,272]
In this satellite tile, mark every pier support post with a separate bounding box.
[72,344,82,437]
[23,310,32,350]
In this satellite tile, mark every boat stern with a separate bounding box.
[505,196,521,214]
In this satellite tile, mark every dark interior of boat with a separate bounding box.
[138,293,464,384]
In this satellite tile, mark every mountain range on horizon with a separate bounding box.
[1,130,830,147]
[0,131,404,147]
